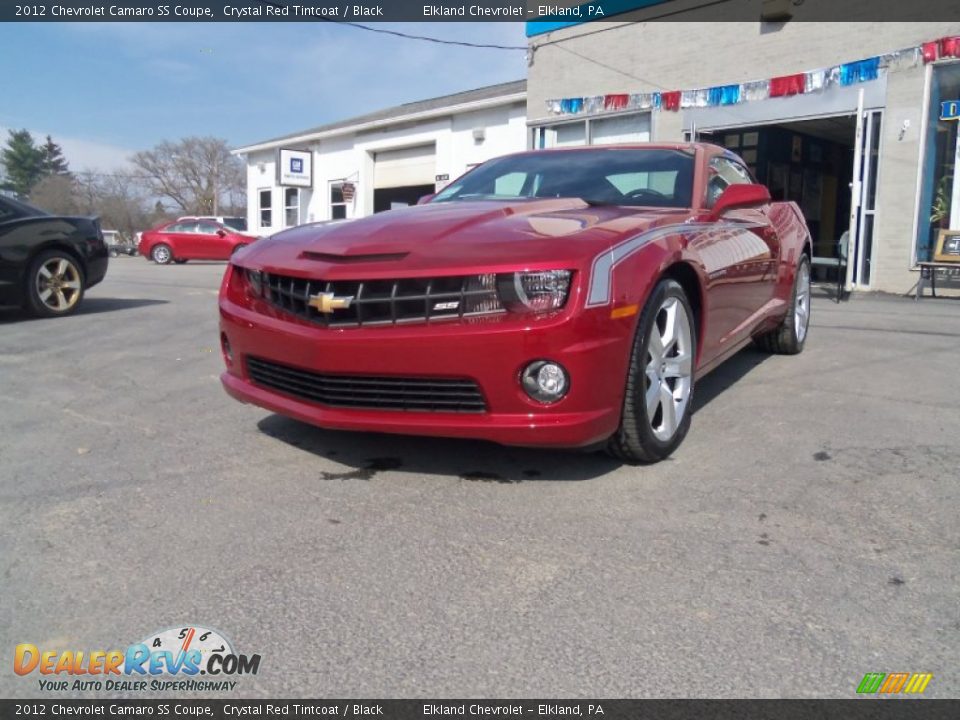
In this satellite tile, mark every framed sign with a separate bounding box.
[940,100,960,121]
[933,229,960,263]
[278,148,312,187]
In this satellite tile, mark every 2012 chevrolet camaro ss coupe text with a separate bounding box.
[219,144,812,462]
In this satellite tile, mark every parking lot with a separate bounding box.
[1,257,958,698]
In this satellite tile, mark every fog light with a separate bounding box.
[221,332,233,365]
[521,360,569,403]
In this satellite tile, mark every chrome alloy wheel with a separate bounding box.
[152,245,171,263]
[794,262,811,343]
[644,296,694,442]
[36,257,82,313]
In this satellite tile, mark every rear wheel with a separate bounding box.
[607,279,696,464]
[755,255,810,355]
[151,244,173,264]
[24,250,85,318]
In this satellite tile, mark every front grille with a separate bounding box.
[256,271,504,327]
[246,356,487,413]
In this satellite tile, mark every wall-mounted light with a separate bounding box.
[472,128,486,144]
[257,162,266,173]
[760,0,793,21]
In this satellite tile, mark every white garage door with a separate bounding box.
[373,144,436,189]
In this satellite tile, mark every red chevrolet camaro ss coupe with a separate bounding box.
[219,144,812,462]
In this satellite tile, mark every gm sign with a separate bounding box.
[941,100,960,121]
[278,148,312,187]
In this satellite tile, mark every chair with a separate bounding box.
[811,231,849,303]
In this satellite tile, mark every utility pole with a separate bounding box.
[212,152,219,216]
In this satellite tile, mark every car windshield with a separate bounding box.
[433,148,695,208]
[222,217,247,231]
[0,195,50,219]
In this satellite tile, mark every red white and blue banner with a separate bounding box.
[546,36,960,117]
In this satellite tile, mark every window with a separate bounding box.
[535,121,586,149]
[533,113,651,149]
[259,189,272,228]
[284,188,300,227]
[591,114,651,145]
[916,62,960,262]
[330,183,347,220]
[705,156,753,207]
[196,221,221,235]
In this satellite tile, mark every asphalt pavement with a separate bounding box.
[1,257,958,698]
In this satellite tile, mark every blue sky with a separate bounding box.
[0,22,528,169]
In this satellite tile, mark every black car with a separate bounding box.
[0,195,108,317]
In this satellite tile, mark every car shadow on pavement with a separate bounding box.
[691,346,770,413]
[256,414,621,483]
[0,297,168,323]
[254,347,770,482]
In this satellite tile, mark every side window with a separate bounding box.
[259,189,273,228]
[284,188,300,227]
[330,183,347,220]
[196,222,220,235]
[166,222,187,233]
[706,156,752,207]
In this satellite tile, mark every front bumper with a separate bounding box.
[219,293,634,448]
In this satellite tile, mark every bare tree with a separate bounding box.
[73,170,158,240]
[132,137,244,215]
[29,174,80,215]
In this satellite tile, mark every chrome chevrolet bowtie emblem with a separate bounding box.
[308,292,354,313]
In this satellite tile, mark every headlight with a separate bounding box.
[496,270,572,313]
[244,268,265,298]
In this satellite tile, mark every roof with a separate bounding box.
[233,79,527,155]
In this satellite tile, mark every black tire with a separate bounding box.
[151,244,173,264]
[755,255,811,355]
[174,259,188,264]
[607,278,697,464]
[23,249,86,318]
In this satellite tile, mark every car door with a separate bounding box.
[696,154,780,351]
[195,221,233,259]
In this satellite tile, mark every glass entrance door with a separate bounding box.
[849,109,882,287]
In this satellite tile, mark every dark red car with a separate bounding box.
[140,219,257,264]
[219,144,812,462]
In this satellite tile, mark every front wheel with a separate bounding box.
[755,255,810,355]
[151,244,173,264]
[24,250,86,318]
[607,278,696,464]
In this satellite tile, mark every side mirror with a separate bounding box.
[216,229,227,237]
[417,193,436,205]
[710,183,771,218]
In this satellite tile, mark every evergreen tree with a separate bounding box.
[1,129,44,197]
[40,135,71,177]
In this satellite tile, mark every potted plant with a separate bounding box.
[930,174,953,228]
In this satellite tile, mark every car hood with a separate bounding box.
[237,199,689,278]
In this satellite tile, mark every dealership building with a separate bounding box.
[233,80,526,236]
[525,14,960,294]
